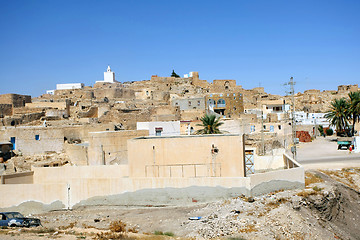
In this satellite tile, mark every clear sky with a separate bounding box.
[0,0,359,97]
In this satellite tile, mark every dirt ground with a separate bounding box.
[1,168,360,240]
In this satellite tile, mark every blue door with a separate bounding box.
[10,137,15,150]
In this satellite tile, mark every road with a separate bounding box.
[295,137,360,169]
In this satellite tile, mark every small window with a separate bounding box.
[270,125,274,132]
[175,102,178,106]
[197,101,201,106]
[188,101,192,106]
[278,125,282,130]
[250,125,255,132]
[35,135,40,141]
[155,127,163,136]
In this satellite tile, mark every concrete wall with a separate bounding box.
[172,98,205,111]
[64,143,88,166]
[128,134,245,178]
[137,121,180,136]
[0,157,304,211]
[252,148,286,171]
[0,171,34,184]
[87,130,148,165]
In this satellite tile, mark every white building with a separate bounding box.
[137,121,181,136]
[56,83,84,90]
[294,111,330,127]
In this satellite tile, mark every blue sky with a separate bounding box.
[0,0,359,97]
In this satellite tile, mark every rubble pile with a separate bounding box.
[4,152,71,173]
[296,131,312,142]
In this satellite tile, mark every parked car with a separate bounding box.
[0,212,41,227]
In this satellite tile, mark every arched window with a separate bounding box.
[207,99,215,108]
[217,99,226,108]
[224,81,230,90]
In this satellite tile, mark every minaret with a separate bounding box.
[104,65,115,82]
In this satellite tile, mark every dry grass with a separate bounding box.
[59,221,77,230]
[109,220,127,233]
[127,226,139,233]
[321,168,360,190]
[265,197,289,208]
[221,199,231,206]
[305,172,324,186]
[92,232,135,240]
[297,190,317,198]
[238,224,257,233]
[82,223,97,229]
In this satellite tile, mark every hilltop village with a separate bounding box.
[0,66,358,171]
[1,67,360,239]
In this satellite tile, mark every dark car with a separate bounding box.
[0,212,41,227]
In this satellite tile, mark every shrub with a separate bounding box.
[109,220,127,233]
[154,231,174,237]
[326,128,334,135]
[312,186,323,191]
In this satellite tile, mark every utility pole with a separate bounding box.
[285,77,297,159]
[260,110,265,155]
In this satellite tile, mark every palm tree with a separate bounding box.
[325,98,350,135]
[196,114,223,134]
[348,91,360,136]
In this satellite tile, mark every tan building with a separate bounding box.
[205,93,244,117]
[128,134,245,178]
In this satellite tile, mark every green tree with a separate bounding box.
[324,98,350,134]
[348,91,360,136]
[318,125,324,136]
[171,70,180,78]
[196,114,223,134]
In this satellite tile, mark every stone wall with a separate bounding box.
[87,130,148,165]
[0,94,31,107]
[0,104,13,117]
[0,126,64,154]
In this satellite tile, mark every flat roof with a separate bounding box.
[132,134,241,140]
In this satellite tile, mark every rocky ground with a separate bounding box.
[1,168,360,239]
